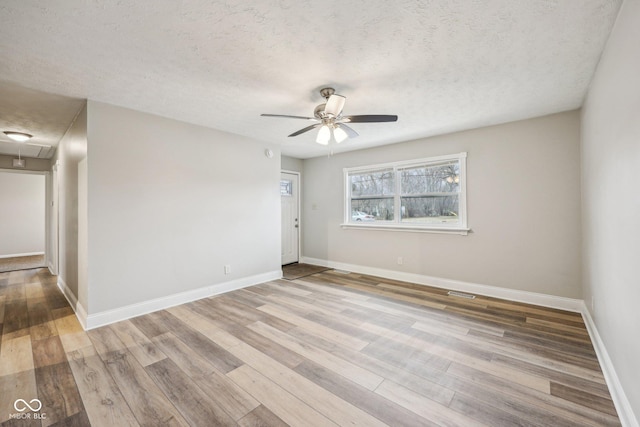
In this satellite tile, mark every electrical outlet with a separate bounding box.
[224,265,231,275]
[397,257,403,265]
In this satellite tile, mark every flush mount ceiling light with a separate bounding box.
[3,131,33,142]
[261,87,398,146]
[2,131,53,156]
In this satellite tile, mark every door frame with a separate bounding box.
[50,161,59,275]
[281,169,301,265]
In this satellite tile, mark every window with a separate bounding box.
[280,179,293,196]
[343,153,468,234]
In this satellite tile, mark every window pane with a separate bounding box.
[400,161,460,195]
[351,198,394,221]
[280,180,292,196]
[401,195,459,224]
[350,169,395,197]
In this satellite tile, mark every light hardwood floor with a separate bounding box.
[0,267,621,426]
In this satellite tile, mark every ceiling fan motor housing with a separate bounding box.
[319,87,335,100]
[314,103,327,119]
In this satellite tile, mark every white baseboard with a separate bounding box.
[75,301,88,330]
[301,256,583,312]
[0,251,45,259]
[84,270,282,330]
[57,276,88,330]
[47,261,57,276]
[581,304,639,427]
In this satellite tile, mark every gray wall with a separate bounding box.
[86,101,281,314]
[0,171,45,256]
[581,0,640,420]
[51,103,87,305]
[303,110,582,298]
[281,155,303,173]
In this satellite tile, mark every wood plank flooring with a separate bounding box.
[281,263,331,281]
[0,267,621,426]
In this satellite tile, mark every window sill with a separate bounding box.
[340,223,470,235]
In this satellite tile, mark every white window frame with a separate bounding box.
[342,152,469,235]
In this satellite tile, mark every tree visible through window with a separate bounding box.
[400,162,460,224]
[350,169,395,221]
[344,153,467,231]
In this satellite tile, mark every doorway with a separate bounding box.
[0,169,48,272]
[280,171,300,265]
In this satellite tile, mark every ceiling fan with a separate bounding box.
[261,87,398,145]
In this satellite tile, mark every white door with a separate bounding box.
[281,172,299,265]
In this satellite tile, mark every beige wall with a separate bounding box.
[51,102,88,307]
[302,111,582,298]
[0,171,45,256]
[86,101,281,314]
[77,158,88,316]
[0,154,50,171]
[581,0,640,421]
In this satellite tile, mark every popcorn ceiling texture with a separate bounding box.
[0,0,622,158]
[0,81,84,157]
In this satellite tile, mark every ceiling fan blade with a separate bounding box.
[288,123,322,137]
[337,123,359,138]
[324,94,346,117]
[342,115,398,123]
[261,114,317,120]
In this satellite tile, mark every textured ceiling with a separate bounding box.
[0,81,84,158]
[0,0,622,159]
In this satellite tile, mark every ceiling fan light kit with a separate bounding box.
[333,125,348,143]
[261,87,398,148]
[316,125,331,145]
